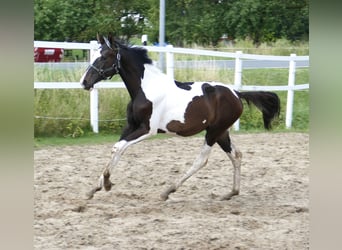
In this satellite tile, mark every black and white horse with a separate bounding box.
[80,34,280,201]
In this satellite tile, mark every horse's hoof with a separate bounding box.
[209,192,219,199]
[104,181,113,191]
[219,194,233,201]
[160,192,169,201]
[86,189,95,200]
[86,192,94,200]
[219,190,239,201]
[160,185,176,201]
[86,186,102,200]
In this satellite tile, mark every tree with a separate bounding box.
[34,0,308,45]
[34,0,93,41]
[222,0,309,45]
[153,0,230,46]
[34,0,151,42]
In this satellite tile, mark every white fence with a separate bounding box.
[34,40,309,133]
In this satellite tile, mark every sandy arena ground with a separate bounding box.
[34,132,309,249]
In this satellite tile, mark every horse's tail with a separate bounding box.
[235,91,280,130]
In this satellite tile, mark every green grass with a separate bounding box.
[34,132,173,148]
[34,133,120,148]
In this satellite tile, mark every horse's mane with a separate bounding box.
[114,39,153,65]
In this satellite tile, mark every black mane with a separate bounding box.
[114,40,153,65]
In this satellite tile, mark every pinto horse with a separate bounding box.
[80,34,280,201]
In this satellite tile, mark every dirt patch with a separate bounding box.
[34,132,309,249]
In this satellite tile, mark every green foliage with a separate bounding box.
[34,0,308,45]
[34,0,93,41]
[34,0,151,42]
[222,0,309,44]
[64,122,84,138]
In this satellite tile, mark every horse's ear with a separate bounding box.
[107,32,119,49]
[103,36,112,49]
[108,33,113,45]
[97,33,105,45]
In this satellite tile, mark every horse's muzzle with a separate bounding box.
[81,80,92,90]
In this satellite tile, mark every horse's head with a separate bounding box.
[81,34,121,90]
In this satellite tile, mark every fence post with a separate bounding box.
[166,45,174,79]
[285,53,296,129]
[233,51,243,131]
[90,89,99,133]
[89,40,100,133]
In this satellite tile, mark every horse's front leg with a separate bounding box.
[86,126,154,199]
[86,140,127,199]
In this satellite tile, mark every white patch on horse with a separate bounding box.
[111,140,128,154]
[141,64,240,134]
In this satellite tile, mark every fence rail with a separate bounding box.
[34,40,309,132]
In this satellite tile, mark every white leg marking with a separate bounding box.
[161,141,212,200]
[111,140,128,154]
[87,133,154,199]
[105,133,154,179]
[221,143,242,200]
[176,143,212,188]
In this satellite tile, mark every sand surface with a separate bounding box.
[34,132,309,249]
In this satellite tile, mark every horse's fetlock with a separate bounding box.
[236,151,242,159]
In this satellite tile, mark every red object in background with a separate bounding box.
[34,47,64,62]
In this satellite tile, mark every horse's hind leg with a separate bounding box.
[217,130,242,200]
[160,140,212,201]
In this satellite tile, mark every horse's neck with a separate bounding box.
[119,63,172,100]
[119,71,141,99]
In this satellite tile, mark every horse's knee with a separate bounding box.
[111,140,127,154]
[235,150,242,160]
